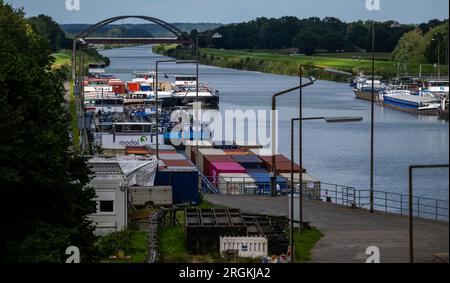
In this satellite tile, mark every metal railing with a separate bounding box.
[202,177,449,221]
[319,183,448,221]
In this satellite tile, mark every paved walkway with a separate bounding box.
[204,194,449,263]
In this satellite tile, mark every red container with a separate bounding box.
[110,83,125,94]
[223,149,250,155]
[162,159,193,167]
[203,155,235,178]
[127,82,140,92]
[191,148,196,164]
[258,155,305,173]
[258,155,291,163]
[125,146,150,155]
[210,162,246,185]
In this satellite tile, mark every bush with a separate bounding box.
[94,229,135,258]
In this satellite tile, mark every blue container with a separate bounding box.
[155,168,199,204]
[140,84,151,91]
[246,169,288,195]
[231,155,264,169]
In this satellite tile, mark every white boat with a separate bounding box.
[420,80,449,95]
[169,75,219,108]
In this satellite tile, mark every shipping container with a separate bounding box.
[140,83,151,91]
[213,140,238,150]
[127,82,140,92]
[280,173,321,200]
[197,148,226,173]
[147,144,176,155]
[258,155,305,173]
[158,153,187,160]
[111,84,125,94]
[162,159,193,167]
[154,167,199,204]
[203,155,235,177]
[109,80,125,94]
[218,173,257,195]
[125,146,151,155]
[210,162,246,186]
[231,155,264,169]
[249,148,278,156]
[223,149,251,156]
[184,140,213,160]
[246,169,288,195]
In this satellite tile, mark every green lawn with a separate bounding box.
[52,50,71,67]
[185,48,447,81]
[315,52,393,61]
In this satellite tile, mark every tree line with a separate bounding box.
[0,1,97,262]
[199,16,447,56]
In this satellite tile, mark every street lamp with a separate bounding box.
[432,34,444,79]
[270,65,352,198]
[289,116,363,261]
[194,32,222,191]
[155,59,197,159]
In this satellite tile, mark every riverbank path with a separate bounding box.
[203,194,449,263]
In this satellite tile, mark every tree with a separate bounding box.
[0,1,97,262]
[423,22,449,64]
[292,31,318,55]
[28,14,70,52]
[345,22,369,50]
[392,29,426,65]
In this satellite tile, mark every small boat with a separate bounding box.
[382,89,441,115]
[353,75,387,101]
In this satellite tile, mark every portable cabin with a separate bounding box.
[88,162,128,236]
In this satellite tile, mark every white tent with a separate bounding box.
[89,155,158,187]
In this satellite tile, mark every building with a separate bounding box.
[88,162,128,236]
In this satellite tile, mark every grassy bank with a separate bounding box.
[292,228,323,262]
[51,48,110,70]
[154,45,448,82]
[52,50,72,67]
[69,80,79,148]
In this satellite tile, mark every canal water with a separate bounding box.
[100,45,449,203]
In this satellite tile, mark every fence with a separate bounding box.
[203,177,449,222]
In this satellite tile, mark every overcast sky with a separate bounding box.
[6,0,449,24]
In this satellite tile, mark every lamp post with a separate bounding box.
[408,164,449,263]
[194,32,222,192]
[432,35,443,80]
[270,65,352,198]
[289,116,363,261]
[155,59,197,159]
